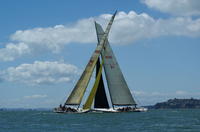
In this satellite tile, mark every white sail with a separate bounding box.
[95,22,136,106]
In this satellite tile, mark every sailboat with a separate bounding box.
[54,11,147,113]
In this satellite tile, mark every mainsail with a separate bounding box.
[65,11,117,106]
[95,22,137,106]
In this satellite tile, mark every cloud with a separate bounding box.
[11,11,200,45]
[1,11,200,61]
[10,23,96,53]
[111,11,200,44]
[24,94,47,99]
[0,61,79,85]
[0,42,30,61]
[141,0,200,16]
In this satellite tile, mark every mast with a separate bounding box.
[65,11,117,107]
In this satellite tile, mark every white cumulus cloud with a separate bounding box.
[0,42,30,61]
[0,61,79,85]
[110,12,200,44]
[141,0,200,16]
[0,11,200,61]
[10,22,96,53]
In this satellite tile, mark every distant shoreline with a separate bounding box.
[145,98,200,109]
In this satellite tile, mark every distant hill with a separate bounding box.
[152,98,200,109]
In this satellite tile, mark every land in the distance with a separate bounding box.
[146,98,200,109]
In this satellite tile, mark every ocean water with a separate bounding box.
[0,109,200,132]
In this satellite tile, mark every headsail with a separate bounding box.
[83,59,104,110]
[94,58,109,108]
[95,22,136,106]
[65,12,117,106]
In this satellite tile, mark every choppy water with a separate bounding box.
[0,109,200,132]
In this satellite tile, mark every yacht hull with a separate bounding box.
[53,107,148,113]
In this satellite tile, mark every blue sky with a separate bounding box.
[0,0,200,108]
